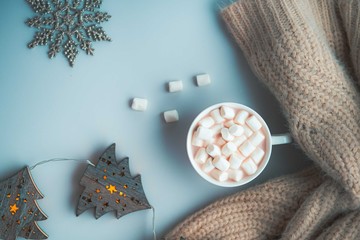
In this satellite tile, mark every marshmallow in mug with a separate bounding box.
[191,105,267,183]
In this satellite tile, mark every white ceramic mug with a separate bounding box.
[187,102,292,187]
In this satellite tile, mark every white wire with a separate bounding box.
[151,206,157,240]
[30,158,95,170]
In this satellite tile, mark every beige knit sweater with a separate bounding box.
[165,0,360,239]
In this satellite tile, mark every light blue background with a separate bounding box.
[0,1,311,239]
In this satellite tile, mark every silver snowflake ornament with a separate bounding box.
[26,0,111,67]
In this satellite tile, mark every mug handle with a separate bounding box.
[271,133,292,145]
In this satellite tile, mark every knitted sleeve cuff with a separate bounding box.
[221,0,293,60]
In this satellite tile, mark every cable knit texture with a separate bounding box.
[165,0,360,239]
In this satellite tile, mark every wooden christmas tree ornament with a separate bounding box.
[0,167,48,240]
[76,144,151,219]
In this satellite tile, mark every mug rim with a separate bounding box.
[186,102,272,187]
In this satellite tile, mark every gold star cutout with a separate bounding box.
[106,184,117,194]
[10,204,19,215]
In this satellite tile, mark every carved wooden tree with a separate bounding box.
[0,167,48,240]
[77,144,151,219]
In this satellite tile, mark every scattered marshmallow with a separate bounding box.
[229,152,245,169]
[228,169,244,182]
[196,126,213,140]
[210,109,225,123]
[211,169,228,182]
[196,74,211,87]
[249,132,265,146]
[232,135,247,147]
[239,141,256,157]
[199,117,215,128]
[131,98,148,111]
[194,148,208,164]
[164,110,179,123]
[202,158,215,173]
[246,115,262,131]
[229,124,244,136]
[221,142,237,157]
[221,128,234,141]
[168,80,183,92]
[220,106,235,119]
[234,110,249,125]
[206,144,221,157]
[251,148,265,164]
[212,156,230,171]
[224,120,235,128]
[241,159,258,175]
[243,126,254,137]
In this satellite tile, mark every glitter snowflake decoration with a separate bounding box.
[25,0,111,67]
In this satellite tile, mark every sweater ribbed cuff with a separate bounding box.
[221,0,301,60]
